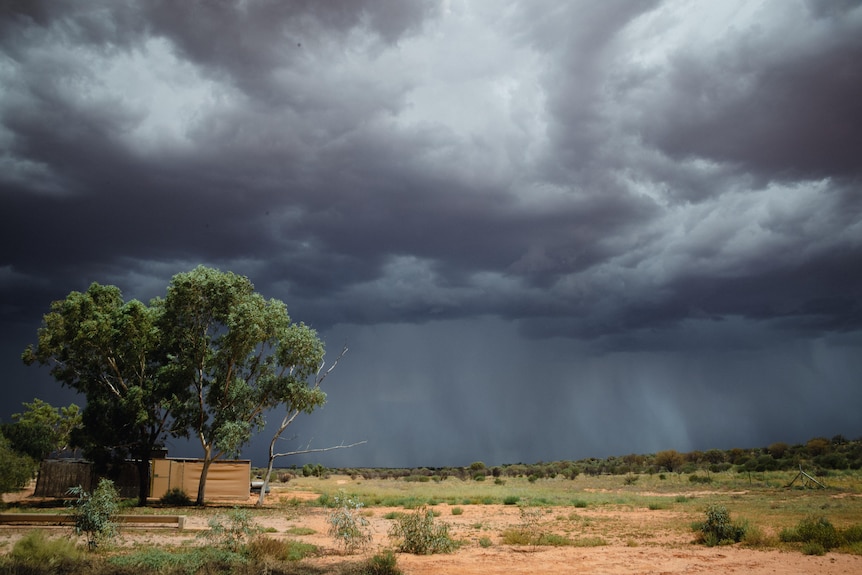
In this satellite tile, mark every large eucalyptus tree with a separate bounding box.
[158,266,330,505]
[23,283,174,505]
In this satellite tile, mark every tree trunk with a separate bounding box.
[135,454,150,507]
[256,456,276,507]
[196,449,213,506]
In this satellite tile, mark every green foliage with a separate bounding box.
[158,487,192,507]
[388,506,457,554]
[0,433,35,496]
[689,474,712,484]
[67,478,120,550]
[161,267,328,503]
[247,536,319,561]
[780,516,840,550]
[108,546,245,573]
[327,492,372,554]
[479,536,493,548]
[451,506,463,515]
[500,528,533,545]
[696,505,747,546]
[285,526,317,535]
[654,450,684,473]
[2,398,81,460]
[503,495,520,505]
[361,550,402,575]
[8,530,83,567]
[22,282,177,505]
[201,507,264,552]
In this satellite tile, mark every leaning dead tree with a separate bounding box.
[256,346,364,506]
[785,465,827,489]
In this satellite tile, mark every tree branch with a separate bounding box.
[272,440,366,459]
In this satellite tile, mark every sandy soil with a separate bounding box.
[4,485,862,574]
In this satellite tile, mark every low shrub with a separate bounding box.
[842,523,862,545]
[361,550,402,575]
[695,505,747,546]
[388,506,457,554]
[247,536,319,561]
[159,487,192,507]
[328,492,372,554]
[7,530,83,567]
[741,524,776,548]
[479,536,493,548]
[802,541,827,556]
[285,526,316,535]
[67,478,121,550]
[779,516,840,550]
[108,546,245,572]
[201,507,263,552]
[503,496,520,505]
[500,528,533,545]
[451,506,463,515]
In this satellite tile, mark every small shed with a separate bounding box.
[150,458,251,501]
[34,459,139,498]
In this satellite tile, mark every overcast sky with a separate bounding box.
[2,0,861,469]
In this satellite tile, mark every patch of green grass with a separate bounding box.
[109,546,246,572]
[7,530,84,566]
[451,506,463,515]
[503,495,520,505]
[285,526,316,535]
[362,550,402,575]
[248,536,320,562]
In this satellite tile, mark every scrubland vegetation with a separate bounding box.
[2,436,861,574]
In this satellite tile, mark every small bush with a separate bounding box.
[8,530,83,567]
[67,478,120,550]
[361,550,402,575]
[201,507,263,552]
[159,487,192,507]
[503,495,520,505]
[802,541,827,556]
[500,528,533,545]
[696,505,746,546]
[842,523,862,544]
[689,474,712,484]
[389,506,457,554]
[328,492,372,554]
[248,536,319,561]
[109,546,244,572]
[780,516,840,550]
[741,524,775,548]
[479,536,493,548]
[285,526,316,535]
[451,506,463,515]
[572,499,588,508]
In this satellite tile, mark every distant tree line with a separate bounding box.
[267,435,862,483]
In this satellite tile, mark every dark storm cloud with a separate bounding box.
[2,0,861,465]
